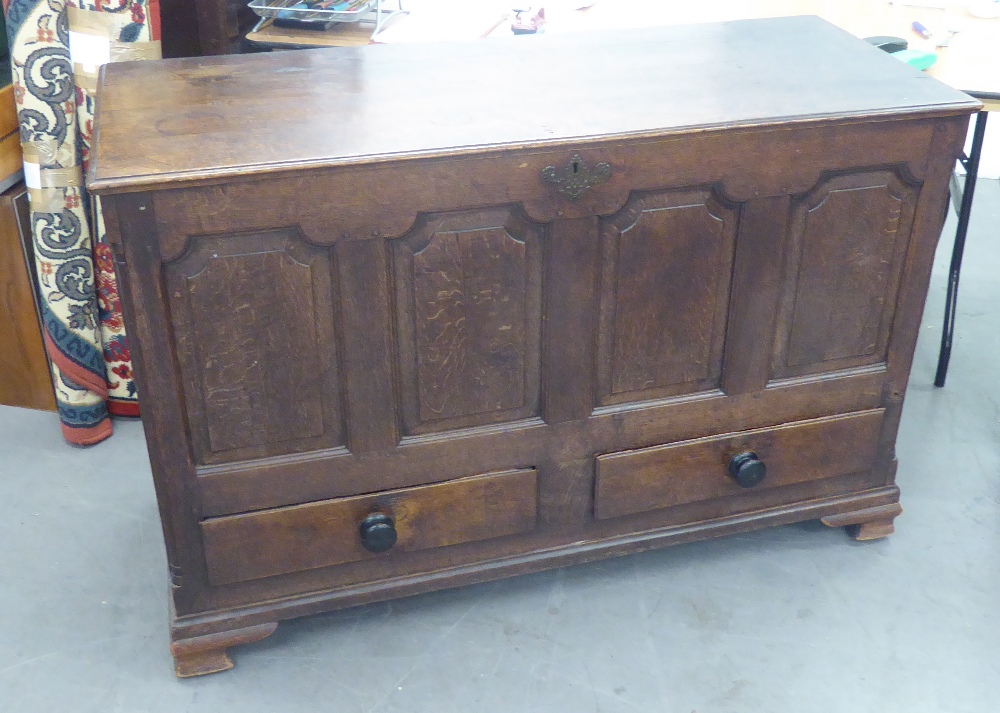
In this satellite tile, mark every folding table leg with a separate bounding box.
[935,110,989,387]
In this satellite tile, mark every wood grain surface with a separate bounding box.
[89,15,978,192]
[594,409,885,520]
[201,468,538,585]
[88,19,976,673]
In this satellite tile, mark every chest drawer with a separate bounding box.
[201,468,538,586]
[594,409,884,520]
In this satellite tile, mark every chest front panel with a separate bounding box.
[96,120,970,633]
[143,126,932,575]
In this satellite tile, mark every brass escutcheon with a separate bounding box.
[541,153,612,200]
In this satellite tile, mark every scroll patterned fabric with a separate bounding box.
[5,0,110,444]
[2,0,159,443]
[69,0,161,418]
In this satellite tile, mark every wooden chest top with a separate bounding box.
[88,15,978,194]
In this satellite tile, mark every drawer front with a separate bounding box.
[202,469,538,586]
[595,410,884,520]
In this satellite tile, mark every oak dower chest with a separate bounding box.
[88,16,979,676]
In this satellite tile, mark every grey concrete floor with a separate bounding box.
[2,181,999,713]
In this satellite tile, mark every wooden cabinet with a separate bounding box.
[0,183,56,412]
[159,0,258,57]
[88,16,979,677]
[0,84,53,412]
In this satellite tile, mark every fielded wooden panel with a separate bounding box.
[773,168,919,379]
[391,207,543,435]
[597,188,737,404]
[166,229,345,465]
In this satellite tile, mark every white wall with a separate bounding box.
[970,117,1000,178]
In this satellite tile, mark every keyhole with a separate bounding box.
[572,161,579,174]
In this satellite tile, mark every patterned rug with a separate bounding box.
[3,0,159,443]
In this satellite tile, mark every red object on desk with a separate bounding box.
[512,7,545,34]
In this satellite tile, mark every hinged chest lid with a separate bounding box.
[87,15,979,194]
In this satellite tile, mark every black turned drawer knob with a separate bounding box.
[728,451,766,488]
[359,512,397,553]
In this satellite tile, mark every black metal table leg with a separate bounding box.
[934,110,989,387]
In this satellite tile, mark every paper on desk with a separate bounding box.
[371,6,510,43]
[888,1,949,8]
[545,0,597,7]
